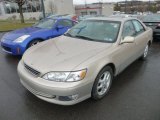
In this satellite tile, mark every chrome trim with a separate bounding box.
[24,63,41,77]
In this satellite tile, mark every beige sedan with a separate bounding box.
[18,17,153,105]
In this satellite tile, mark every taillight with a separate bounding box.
[157,24,160,27]
[156,23,160,29]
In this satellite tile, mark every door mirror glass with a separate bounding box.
[121,36,135,44]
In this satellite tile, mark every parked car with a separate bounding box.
[47,14,78,22]
[1,17,77,55]
[47,14,67,19]
[61,14,78,21]
[18,17,152,105]
[142,14,160,40]
[110,14,140,19]
[78,15,96,22]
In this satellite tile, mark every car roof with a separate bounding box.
[47,17,72,21]
[87,17,137,22]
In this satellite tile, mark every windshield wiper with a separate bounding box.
[75,35,95,41]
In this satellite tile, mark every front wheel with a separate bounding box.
[28,40,42,48]
[141,44,149,60]
[91,66,113,100]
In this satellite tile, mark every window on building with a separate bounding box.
[81,12,87,16]
[90,11,97,15]
[0,7,2,15]
[3,0,41,14]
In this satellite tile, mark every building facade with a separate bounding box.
[75,3,114,16]
[0,0,41,15]
[44,0,74,15]
[0,0,74,20]
[115,0,160,14]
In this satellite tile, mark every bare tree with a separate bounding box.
[7,0,25,23]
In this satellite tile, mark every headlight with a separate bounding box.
[1,37,5,42]
[42,69,87,82]
[14,35,30,43]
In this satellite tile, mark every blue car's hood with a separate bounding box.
[3,27,44,41]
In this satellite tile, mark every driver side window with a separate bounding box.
[122,21,136,39]
[132,20,145,36]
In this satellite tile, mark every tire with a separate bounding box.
[28,39,42,48]
[140,44,149,61]
[91,66,113,100]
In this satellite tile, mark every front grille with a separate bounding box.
[24,63,41,77]
[2,46,11,52]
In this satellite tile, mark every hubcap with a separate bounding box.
[97,71,111,96]
[144,45,149,58]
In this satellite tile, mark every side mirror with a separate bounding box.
[121,36,135,44]
[56,25,64,30]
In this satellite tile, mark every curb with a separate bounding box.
[0,30,12,33]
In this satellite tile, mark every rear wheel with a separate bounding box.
[141,44,149,60]
[91,66,113,100]
[28,40,42,48]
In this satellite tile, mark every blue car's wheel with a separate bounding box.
[28,40,42,48]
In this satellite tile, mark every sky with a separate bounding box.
[73,0,153,4]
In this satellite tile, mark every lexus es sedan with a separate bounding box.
[18,17,153,105]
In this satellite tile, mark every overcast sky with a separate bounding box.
[73,0,153,4]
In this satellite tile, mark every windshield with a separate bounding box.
[65,20,121,43]
[142,14,160,22]
[33,19,56,29]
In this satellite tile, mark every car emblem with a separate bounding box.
[148,23,152,26]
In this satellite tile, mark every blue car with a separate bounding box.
[1,17,77,55]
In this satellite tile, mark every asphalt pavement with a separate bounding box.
[0,32,160,120]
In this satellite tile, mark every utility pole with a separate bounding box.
[84,0,87,15]
[40,0,45,18]
[99,0,103,15]
[148,0,151,12]
[125,0,127,14]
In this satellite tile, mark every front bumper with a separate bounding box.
[17,61,92,105]
[1,40,26,55]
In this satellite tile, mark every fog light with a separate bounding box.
[59,94,79,101]
[69,94,79,100]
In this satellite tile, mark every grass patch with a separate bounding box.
[0,20,37,32]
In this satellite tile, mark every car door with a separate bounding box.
[115,20,137,73]
[56,19,73,36]
[35,18,58,39]
[132,20,148,58]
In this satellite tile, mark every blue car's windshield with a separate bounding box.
[33,19,56,29]
[65,20,121,43]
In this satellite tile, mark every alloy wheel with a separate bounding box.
[97,71,111,96]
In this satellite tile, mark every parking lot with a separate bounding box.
[0,32,160,120]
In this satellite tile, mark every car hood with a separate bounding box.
[3,27,43,41]
[23,36,113,73]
